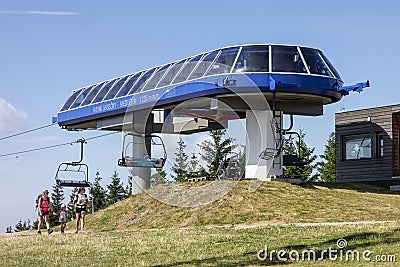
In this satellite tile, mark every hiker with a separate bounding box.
[73,187,88,233]
[54,204,67,234]
[37,190,54,235]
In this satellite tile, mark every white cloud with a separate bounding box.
[0,10,78,16]
[0,98,28,135]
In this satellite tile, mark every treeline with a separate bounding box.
[5,171,128,233]
[156,129,336,184]
[151,129,245,185]
[283,130,336,182]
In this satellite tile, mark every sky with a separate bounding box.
[1,0,400,232]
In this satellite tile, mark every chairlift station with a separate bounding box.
[54,44,368,193]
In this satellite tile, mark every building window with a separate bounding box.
[376,132,384,158]
[342,134,372,160]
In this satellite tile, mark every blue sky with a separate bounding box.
[1,0,400,231]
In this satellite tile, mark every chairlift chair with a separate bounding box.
[216,152,241,180]
[118,133,167,169]
[55,138,91,187]
[282,132,307,167]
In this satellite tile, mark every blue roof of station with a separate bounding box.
[59,44,342,114]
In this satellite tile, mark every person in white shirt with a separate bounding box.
[73,187,88,233]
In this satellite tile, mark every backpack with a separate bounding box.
[35,194,43,210]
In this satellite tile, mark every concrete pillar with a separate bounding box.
[245,110,283,180]
[131,135,151,195]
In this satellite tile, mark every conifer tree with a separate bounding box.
[15,219,23,232]
[198,129,236,177]
[67,188,78,221]
[151,169,167,186]
[237,146,246,178]
[171,138,189,182]
[126,173,133,196]
[106,171,127,205]
[32,219,39,230]
[14,219,31,232]
[317,132,336,182]
[90,171,107,211]
[50,184,64,226]
[188,152,199,173]
[283,129,317,181]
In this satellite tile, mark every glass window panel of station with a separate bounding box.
[80,82,107,106]
[300,47,333,77]
[60,88,84,111]
[129,68,157,94]
[69,85,97,109]
[319,52,342,80]
[115,72,143,98]
[141,63,172,92]
[103,75,130,101]
[187,51,219,80]
[156,59,186,88]
[172,55,202,84]
[376,132,384,158]
[206,47,240,75]
[91,79,119,104]
[343,134,372,160]
[272,46,307,73]
[234,45,269,72]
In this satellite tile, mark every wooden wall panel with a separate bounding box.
[335,105,400,182]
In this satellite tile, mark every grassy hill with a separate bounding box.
[86,181,400,231]
[1,181,399,266]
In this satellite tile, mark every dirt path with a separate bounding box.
[1,220,398,236]
[232,220,399,229]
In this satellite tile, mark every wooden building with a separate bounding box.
[335,104,400,186]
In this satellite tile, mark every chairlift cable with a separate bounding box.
[0,141,72,158]
[0,131,119,158]
[0,122,57,141]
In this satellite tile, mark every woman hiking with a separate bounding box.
[37,190,54,235]
[73,187,88,233]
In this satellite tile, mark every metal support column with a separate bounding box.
[245,110,283,180]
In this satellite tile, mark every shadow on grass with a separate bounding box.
[152,252,289,267]
[152,227,400,266]
[301,182,399,195]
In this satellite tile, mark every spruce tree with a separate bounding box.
[106,171,127,205]
[317,132,336,182]
[91,171,107,211]
[171,138,189,182]
[283,129,317,181]
[32,219,39,230]
[14,219,31,232]
[237,146,246,178]
[67,188,78,221]
[188,152,199,172]
[126,173,133,196]
[198,129,236,177]
[151,169,167,186]
[50,184,65,226]
[15,219,23,232]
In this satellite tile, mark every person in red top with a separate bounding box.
[37,190,54,235]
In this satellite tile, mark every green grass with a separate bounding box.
[87,181,400,231]
[0,222,398,266]
[1,181,398,266]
